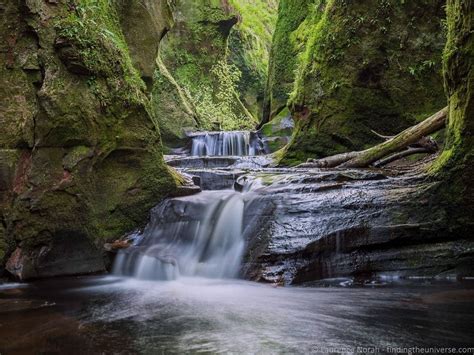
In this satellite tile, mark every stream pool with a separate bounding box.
[1,276,473,354]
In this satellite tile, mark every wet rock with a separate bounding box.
[173,184,202,197]
[166,156,240,169]
[165,154,273,170]
[6,234,105,280]
[184,169,246,190]
[241,169,474,284]
[103,240,131,252]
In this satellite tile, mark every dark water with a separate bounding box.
[1,277,473,354]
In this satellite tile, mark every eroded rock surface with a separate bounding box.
[240,169,473,284]
[0,0,184,279]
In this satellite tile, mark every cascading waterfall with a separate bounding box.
[113,129,267,281]
[190,131,263,156]
[113,191,247,280]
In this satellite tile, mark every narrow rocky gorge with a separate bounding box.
[0,0,277,279]
[1,0,474,353]
[0,0,472,286]
[110,131,473,285]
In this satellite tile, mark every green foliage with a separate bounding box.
[184,60,252,130]
[277,0,446,164]
[227,0,278,118]
[228,0,278,75]
[55,0,146,105]
[153,0,261,137]
[408,59,437,78]
[263,0,314,122]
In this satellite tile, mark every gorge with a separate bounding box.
[1,0,473,353]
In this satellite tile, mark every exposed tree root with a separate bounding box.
[299,107,447,169]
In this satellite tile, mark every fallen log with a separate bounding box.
[341,107,446,168]
[300,151,360,168]
[301,107,447,169]
[373,147,433,167]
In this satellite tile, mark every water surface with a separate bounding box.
[1,277,473,354]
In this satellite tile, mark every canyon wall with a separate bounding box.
[153,0,277,145]
[0,0,183,279]
[266,0,446,165]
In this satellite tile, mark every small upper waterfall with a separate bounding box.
[113,191,247,280]
[190,131,264,156]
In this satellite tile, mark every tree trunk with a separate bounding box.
[299,151,360,168]
[373,147,433,167]
[299,107,447,169]
[341,107,447,168]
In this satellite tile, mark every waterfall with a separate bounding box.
[113,130,267,281]
[190,131,263,156]
[113,191,246,280]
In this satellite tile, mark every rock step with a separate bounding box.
[181,169,247,190]
[166,156,240,169]
[165,155,273,169]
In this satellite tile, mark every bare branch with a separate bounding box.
[373,147,433,167]
[370,129,394,140]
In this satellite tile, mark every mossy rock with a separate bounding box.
[259,107,294,153]
[262,0,314,124]
[277,0,446,165]
[0,0,182,278]
[228,0,278,119]
[116,0,174,88]
[430,0,474,222]
[153,0,275,143]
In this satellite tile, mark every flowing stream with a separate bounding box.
[113,191,247,280]
[190,131,264,156]
[1,130,473,353]
[113,131,264,281]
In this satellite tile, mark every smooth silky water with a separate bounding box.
[190,131,264,156]
[1,131,474,354]
[112,190,247,281]
[1,277,474,353]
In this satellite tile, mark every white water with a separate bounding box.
[113,130,267,281]
[113,191,247,280]
[190,131,263,156]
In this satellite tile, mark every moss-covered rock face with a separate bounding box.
[259,107,294,153]
[275,0,446,165]
[116,0,174,90]
[0,0,181,278]
[154,0,251,144]
[153,0,277,145]
[433,0,474,222]
[262,0,313,124]
[228,0,278,120]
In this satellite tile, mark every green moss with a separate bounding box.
[153,0,265,142]
[116,0,174,83]
[152,56,198,145]
[63,146,93,170]
[228,0,278,118]
[261,108,290,136]
[259,107,293,153]
[276,0,446,164]
[0,0,181,269]
[150,0,277,141]
[430,0,474,217]
[54,0,146,106]
[262,0,315,123]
